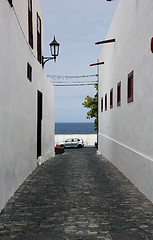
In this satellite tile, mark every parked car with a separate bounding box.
[56,138,84,148]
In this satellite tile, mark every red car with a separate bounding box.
[55,146,65,154]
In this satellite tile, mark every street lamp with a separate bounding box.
[42,36,60,67]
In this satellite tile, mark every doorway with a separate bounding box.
[37,90,43,159]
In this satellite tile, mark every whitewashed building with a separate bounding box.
[98,0,153,202]
[0,0,55,210]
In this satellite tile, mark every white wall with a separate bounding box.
[0,0,54,210]
[98,0,153,202]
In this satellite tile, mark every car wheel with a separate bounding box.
[77,144,83,148]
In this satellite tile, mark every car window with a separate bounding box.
[66,139,72,142]
[73,138,78,142]
[77,139,80,141]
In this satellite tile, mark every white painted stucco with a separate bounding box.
[98,0,153,202]
[0,0,54,210]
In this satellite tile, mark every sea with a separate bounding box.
[55,122,97,135]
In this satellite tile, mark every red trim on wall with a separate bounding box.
[95,39,115,45]
[90,62,104,66]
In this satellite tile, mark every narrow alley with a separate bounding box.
[0,148,153,240]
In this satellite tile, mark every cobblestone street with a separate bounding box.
[0,148,153,239]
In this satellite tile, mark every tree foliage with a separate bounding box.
[82,83,98,131]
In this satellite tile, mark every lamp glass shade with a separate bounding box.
[49,36,60,58]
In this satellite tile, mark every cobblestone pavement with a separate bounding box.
[0,148,153,240]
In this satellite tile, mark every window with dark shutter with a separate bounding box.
[117,81,121,106]
[28,0,33,48]
[101,97,103,112]
[105,94,107,111]
[37,13,42,63]
[110,88,113,109]
[27,63,32,82]
[127,71,134,103]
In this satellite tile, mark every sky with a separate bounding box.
[39,0,119,123]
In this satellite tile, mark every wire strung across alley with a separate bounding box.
[47,74,98,87]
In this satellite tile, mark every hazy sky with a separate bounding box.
[39,0,119,123]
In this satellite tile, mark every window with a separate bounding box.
[8,0,13,7]
[117,81,121,106]
[127,71,134,103]
[28,0,33,48]
[110,88,113,109]
[105,94,107,111]
[27,63,32,81]
[101,97,103,112]
[37,13,42,63]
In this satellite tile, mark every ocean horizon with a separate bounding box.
[55,122,97,135]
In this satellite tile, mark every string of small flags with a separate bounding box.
[47,74,98,86]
